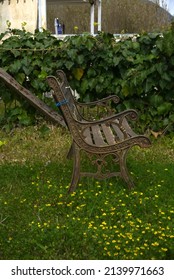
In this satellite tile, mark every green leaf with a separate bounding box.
[38,70,48,80]
[86,39,94,51]
[145,78,155,92]
[113,56,121,66]
[122,85,130,97]
[81,79,89,93]
[16,73,26,85]
[72,68,84,81]
[9,60,22,74]
[150,95,164,107]
[157,102,172,115]
[76,55,84,65]
[65,61,74,70]
[0,140,6,147]
[162,72,171,82]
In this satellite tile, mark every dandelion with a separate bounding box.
[70,193,76,197]
[57,202,63,205]
[152,242,159,246]
[127,213,132,217]
[102,212,107,216]
[161,248,168,252]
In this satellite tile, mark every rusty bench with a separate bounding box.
[47,70,151,193]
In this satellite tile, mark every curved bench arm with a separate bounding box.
[75,109,138,127]
[76,95,120,121]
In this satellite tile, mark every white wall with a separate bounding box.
[0,0,38,33]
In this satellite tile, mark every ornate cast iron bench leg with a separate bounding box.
[119,149,134,189]
[68,142,81,193]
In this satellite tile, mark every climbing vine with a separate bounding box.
[0,26,174,133]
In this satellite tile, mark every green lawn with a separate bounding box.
[0,124,174,260]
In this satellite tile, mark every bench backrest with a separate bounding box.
[47,71,81,131]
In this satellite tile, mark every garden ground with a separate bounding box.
[0,124,174,260]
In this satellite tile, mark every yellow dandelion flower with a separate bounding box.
[161,248,168,252]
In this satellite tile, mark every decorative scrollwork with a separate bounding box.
[47,70,151,193]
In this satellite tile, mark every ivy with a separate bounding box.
[0,27,174,133]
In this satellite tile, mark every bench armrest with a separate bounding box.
[76,95,120,121]
[75,109,138,127]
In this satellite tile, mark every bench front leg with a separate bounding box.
[119,149,134,189]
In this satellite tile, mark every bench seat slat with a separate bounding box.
[111,121,125,141]
[91,125,107,146]
[121,118,137,137]
[83,127,93,145]
[101,123,116,145]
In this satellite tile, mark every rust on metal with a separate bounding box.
[47,70,151,193]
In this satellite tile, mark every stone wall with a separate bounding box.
[0,0,38,33]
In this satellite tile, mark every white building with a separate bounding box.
[0,0,102,34]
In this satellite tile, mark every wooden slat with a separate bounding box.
[91,125,106,146]
[122,118,137,137]
[83,127,93,145]
[101,124,115,145]
[111,120,125,141]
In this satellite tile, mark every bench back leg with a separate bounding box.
[68,142,81,193]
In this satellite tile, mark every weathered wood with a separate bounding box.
[47,70,151,193]
[101,124,115,145]
[0,68,66,127]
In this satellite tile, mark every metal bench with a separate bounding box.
[47,70,151,193]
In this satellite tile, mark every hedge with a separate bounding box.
[0,26,174,133]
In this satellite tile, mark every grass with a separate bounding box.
[0,123,174,260]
